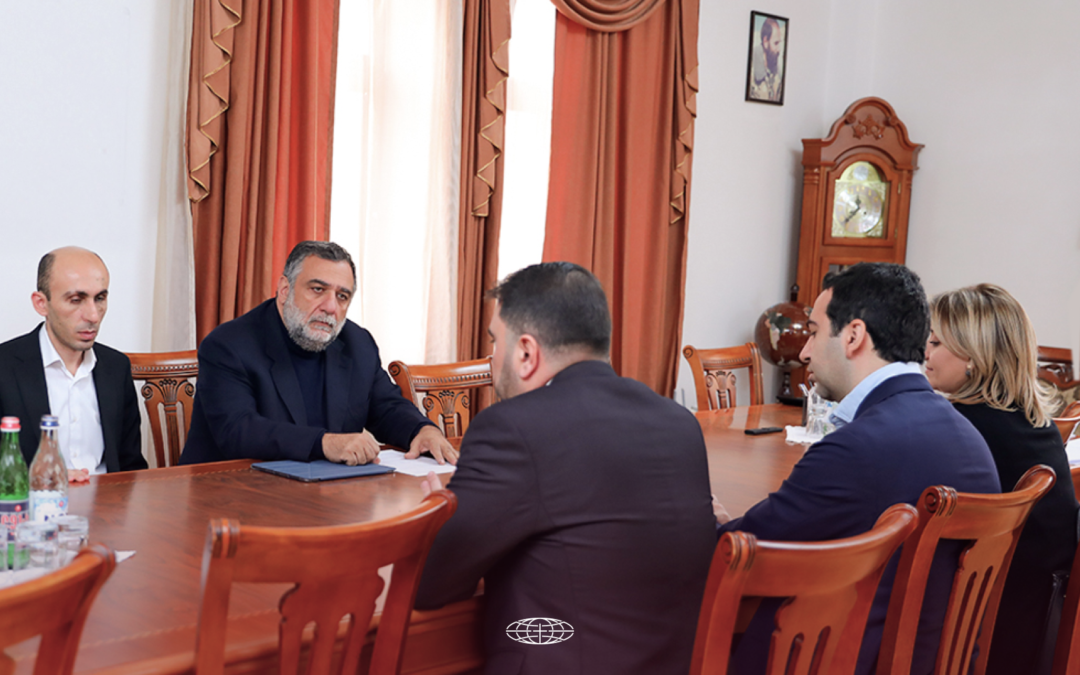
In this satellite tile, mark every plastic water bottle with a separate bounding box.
[0,416,30,567]
[29,415,68,522]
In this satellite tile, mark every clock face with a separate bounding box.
[831,161,889,238]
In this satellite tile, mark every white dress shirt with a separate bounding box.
[38,328,107,474]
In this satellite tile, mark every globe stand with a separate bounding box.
[776,371,803,407]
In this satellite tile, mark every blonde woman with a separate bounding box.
[927,284,1077,675]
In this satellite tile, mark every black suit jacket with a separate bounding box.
[415,360,717,675]
[180,299,431,464]
[0,325,146,472]
[719,374,1001,675]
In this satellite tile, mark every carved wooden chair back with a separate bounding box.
[683,343,764,411]
[876,465,1056,675]
[690,504,917,675]
[1054,401,1080,445]
[1052,466,1080,675]
[194,490,457,675]
[388,357,492,439]
[128,350,199,468]
[1039,346,1077,389]
[0,545,115,675]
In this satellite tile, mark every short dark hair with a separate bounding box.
[37,252,56,299]
[487,262,611,357]
[821,263,929,364]
[282,241,356,289]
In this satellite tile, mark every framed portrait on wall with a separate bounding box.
[745,11,789,105]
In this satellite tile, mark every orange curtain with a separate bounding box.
[186,0,339,342]
[543,0,698,396]
[456,0,511,362]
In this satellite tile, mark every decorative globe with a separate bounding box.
[754,299,811,370]
[754,286,812,404]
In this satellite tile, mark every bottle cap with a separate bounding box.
[40,415,59,429]
[1,417,20,432]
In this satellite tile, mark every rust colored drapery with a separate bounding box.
[543,0,699,396]
[456,0,511,363]
[186,0,339,343]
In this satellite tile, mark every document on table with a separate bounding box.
[377,449,457,477]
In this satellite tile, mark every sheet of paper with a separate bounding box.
[785,425,821,445]
[377,449,456,477]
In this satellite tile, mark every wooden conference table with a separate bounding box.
[9,404,805,675]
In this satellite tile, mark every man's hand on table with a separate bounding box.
[405,425,458,465]
[712,494,731,525]
[68,468,90,484]
[323,430,381,465]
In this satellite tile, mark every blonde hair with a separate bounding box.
[930,284,1052,427]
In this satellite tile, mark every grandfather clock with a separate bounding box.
[795,97,923,307]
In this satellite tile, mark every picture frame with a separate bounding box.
[745,11,789,105]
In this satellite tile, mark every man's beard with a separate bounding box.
[765,47,779,74]
[282,288,344,352]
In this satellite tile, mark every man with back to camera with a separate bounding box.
[180,240,456,466]
[713,263,1000,675]
[413,262,717,675]
[0,246,147,480]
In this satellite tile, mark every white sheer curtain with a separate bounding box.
[497,0,555,281]
[330,0,463,366]
[151,0,196,352]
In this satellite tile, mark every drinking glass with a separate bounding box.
[803,387,834,439]
[13,521,59,572]
[54,514,89,564]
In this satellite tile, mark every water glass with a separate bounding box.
[13,521,60,572]
[54,515,89,564]
[803,387,835,440]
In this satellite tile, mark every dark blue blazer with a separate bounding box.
[180,299,430,464]
[0,325,146,473]
[719,373,1001,675]
[415,360,717,675]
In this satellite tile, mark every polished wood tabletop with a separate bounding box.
[8,403,805,674]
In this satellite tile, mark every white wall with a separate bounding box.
[680,0,1080,408]
[868,0,1080,351]
[0,1,172,352]
[679,0,837,407]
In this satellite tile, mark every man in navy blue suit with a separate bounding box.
[180,241,455,466]
[715,263,1000,675]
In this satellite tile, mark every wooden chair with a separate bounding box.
[127,350,198,468]
[684,343,764,411]
[690,503,918,675]
[1050,466,1080,675]
[194,490,457,675]
[388,357,492,439]
[0,545,116,675]
[1040,346,1078,389]
[1054,401,1080,445]
[877,465,1056,675]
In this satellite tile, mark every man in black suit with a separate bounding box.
[180,240,455,466]
[0,247,146,478]
[714,263,1000,675]
[415,262,716,675]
